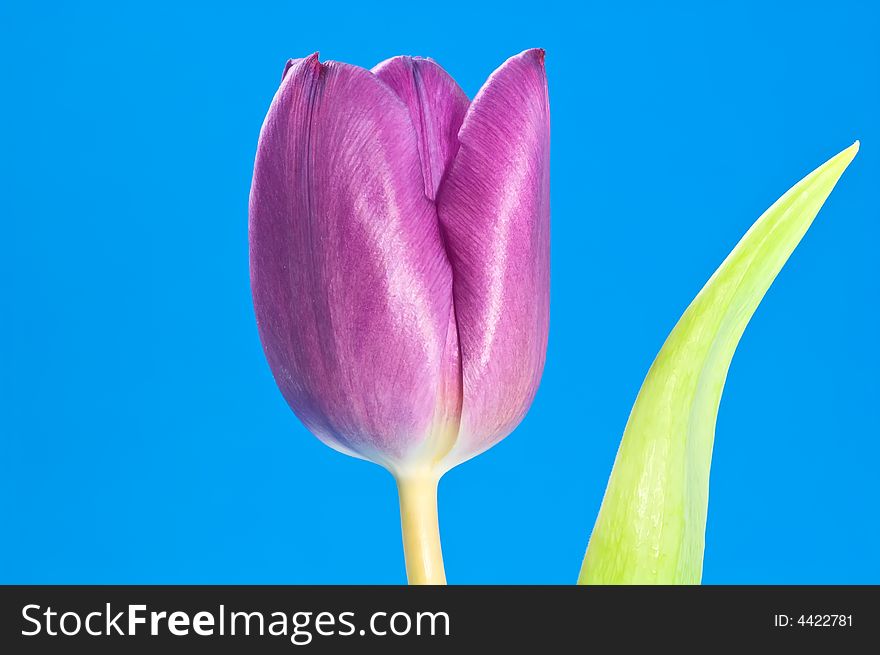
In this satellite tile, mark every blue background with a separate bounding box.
[1,1,877,584]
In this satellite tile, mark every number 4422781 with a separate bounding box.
[773,614,852,627]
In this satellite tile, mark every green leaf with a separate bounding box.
[578,142,860,584]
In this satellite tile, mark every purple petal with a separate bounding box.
[436,49,550,462]
[249,54,458,467]
[372,57,470,200]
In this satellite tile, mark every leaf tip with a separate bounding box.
[838,140,860,166]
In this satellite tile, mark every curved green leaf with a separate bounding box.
[578,142,859,584]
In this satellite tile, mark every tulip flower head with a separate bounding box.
[249,49,550,583]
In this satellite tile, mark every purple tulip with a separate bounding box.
[249,49,550,583]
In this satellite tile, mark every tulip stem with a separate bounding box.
[396,473,446,585]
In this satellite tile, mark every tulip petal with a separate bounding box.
[249,54,457,468]
[435,49,550,464]
[372,57,470,200]
[579,143,859,584]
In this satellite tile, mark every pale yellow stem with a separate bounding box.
[396,473,446,585]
